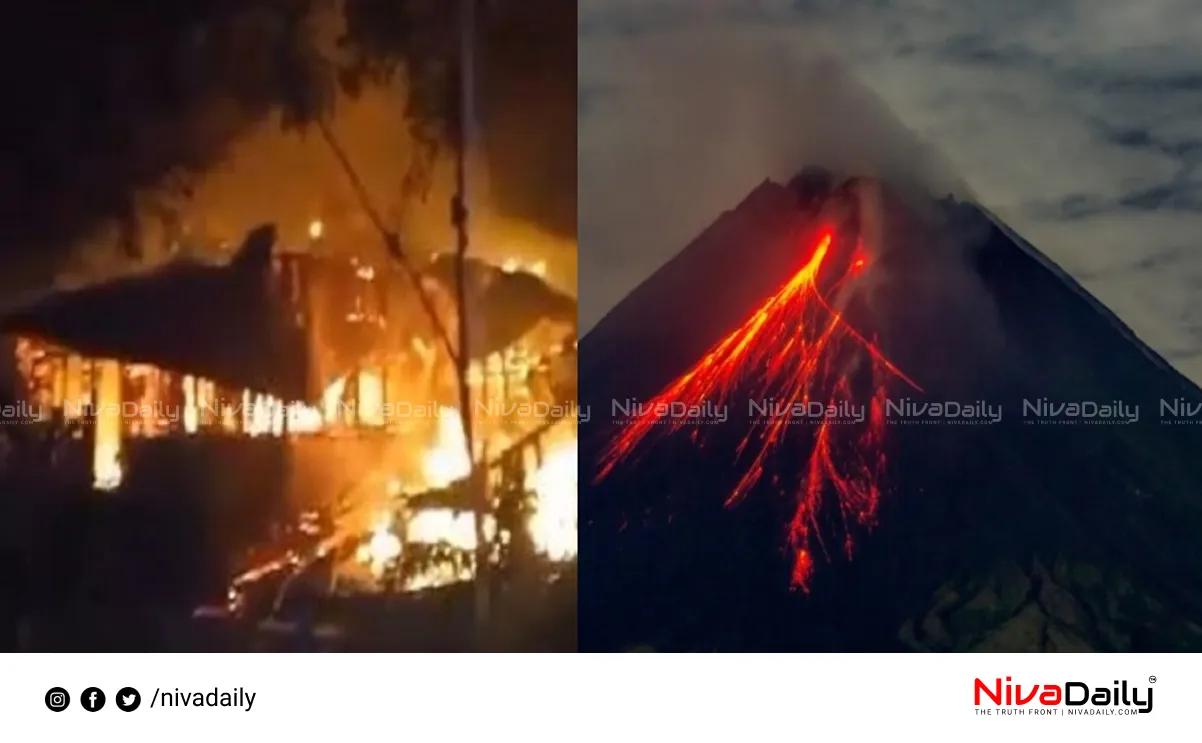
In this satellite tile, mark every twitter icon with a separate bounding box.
[116,687,141,712]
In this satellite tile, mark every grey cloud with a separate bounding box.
[579,0,1202,382]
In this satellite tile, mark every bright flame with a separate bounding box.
[358,368,385,426]
[271,398,285,437]
[345,417,578,593]
[288,403,324,433]
[222,403,238,433]
[527,438,578,559]
[182,375,199,434]
[258,375,360,435]
[407,509,483,550]
[93,443,122,491]
[356,513,402,578]
[421,407,471,488]
[136,365,169,436]
[63,355,82,421]
[323,375,347,425]
[404,563,475,590]
[198,379,214,429]
[308,220,324,240]
[243,392,272,437]
[93,359,123,491]
[500,258,547,278]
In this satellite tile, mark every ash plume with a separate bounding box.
[582,25,973,327]
[582,25,1004,379]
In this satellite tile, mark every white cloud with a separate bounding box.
[579,0,1202,380]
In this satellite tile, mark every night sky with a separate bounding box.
[579,0,1202,383]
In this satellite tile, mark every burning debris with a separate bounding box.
[347,411,577,592]
[2,221,578,641]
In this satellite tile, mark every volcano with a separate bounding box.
[579,168,1202,652]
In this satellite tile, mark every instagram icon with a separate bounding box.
[44,687,70,712]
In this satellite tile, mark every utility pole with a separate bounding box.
[451,0,490,644]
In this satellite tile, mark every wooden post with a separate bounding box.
[452,0,490,644]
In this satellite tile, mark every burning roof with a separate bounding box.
[0,225,312,401]
[580,171,1202,651]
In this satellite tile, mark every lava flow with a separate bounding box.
[596,227,922,590]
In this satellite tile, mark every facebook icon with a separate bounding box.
[81,687,106,712]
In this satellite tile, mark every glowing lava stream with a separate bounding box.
[596,230,922,590]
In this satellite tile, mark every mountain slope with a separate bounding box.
[579,171,1202,652]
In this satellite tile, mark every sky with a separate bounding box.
[578,0,1202,382]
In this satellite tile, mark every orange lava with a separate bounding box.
[596,229,921,590]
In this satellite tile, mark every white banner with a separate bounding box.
[0,653,1188,741]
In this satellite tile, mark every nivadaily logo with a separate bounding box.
[974,676,1153,716]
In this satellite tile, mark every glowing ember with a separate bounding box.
[527,437,578,560]
[596,229,920,590]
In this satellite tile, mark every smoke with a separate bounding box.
[5,1,576,305]
[581,23,1012,385]
[854,180,1010,394]
[580,24,973,329]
